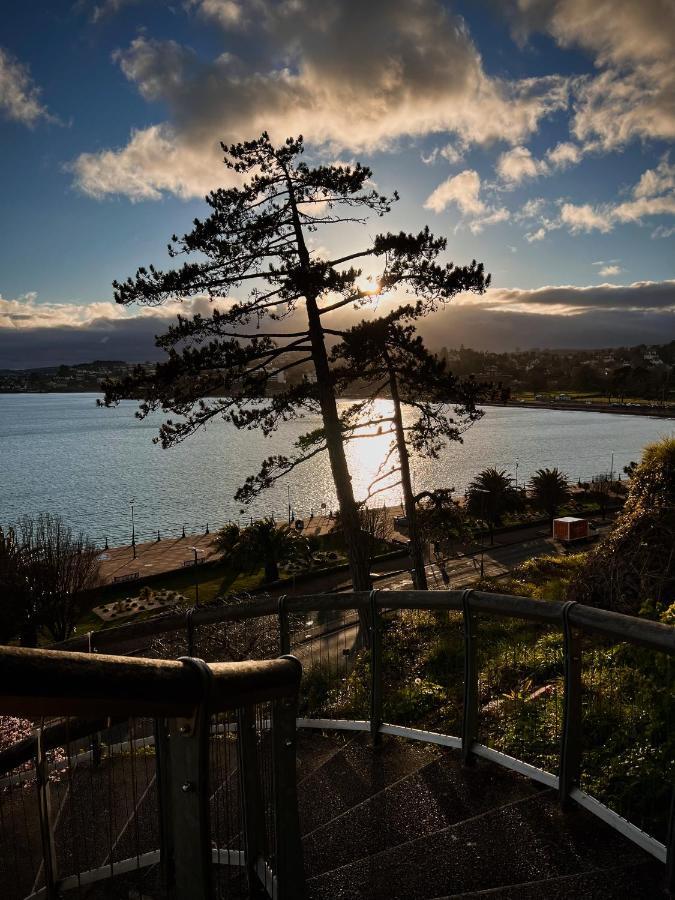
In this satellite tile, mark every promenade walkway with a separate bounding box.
[96,532,221,585]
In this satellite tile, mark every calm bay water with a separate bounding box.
[0,393,671,547]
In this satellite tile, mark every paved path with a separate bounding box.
[96,532,220,585]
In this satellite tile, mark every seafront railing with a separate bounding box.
[54,588,675,892]
[0,648,304,900]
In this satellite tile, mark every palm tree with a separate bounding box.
[217,518,308,583]
[530,468,570,527]
[466,468,520,545]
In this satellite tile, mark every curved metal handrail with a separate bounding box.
[52,590,675,657]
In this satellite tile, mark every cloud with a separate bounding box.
[72,124,227,201]
[506,1,675,152]
[458,279,675,315]
[421,142,465,166]
[597,265,622,277]
[468,207,510,234]
[546,141,581,169]
[424,169,484,215]
[496,146,548,185]
[0,292,234,331]
[89,0,143,22]
[4,280,673,366]
[71,0,569,200]
[632,155,675,199]
[652,224,675,239]
[557,156,675,233]
[525,227,546,242]
[0,47,54,127]
[559,202,613,234]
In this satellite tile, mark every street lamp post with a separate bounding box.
[287,484,292,526]
[189,547,201,605]
[473,487,490,579]
[515,459,519,489]
[129,498,136,560]
[610,451,614,482]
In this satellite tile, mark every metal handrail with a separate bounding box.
[0,650,304,900]
[0,646,302,719]
[53,589,675,657]
[38,589,675,890]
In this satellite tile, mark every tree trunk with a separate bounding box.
[386,356,427,591]
[283,169,371,593]
[305,294,371,590]
[264,558,279,583]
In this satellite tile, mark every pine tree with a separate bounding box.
[330,306,483,589]
[104,133,489,590]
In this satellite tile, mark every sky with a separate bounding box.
[0,0,674,367]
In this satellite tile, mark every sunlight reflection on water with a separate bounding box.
[0,394,671,545]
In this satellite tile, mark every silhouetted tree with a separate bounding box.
[217,518,309,583]
[0,515,101,644]
[0,527,35,645]
[466,468,521,545]
[103,133,489,592]
[588,474,614,520]
[568,438,675,615]
[416,489,469,586]
[330,306,483,589]
[530,467,570,528]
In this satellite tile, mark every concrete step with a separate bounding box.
[432,860,665,898]
[303,752,541,878]
[296,729,354,784]
[298,734,440,837]
[306,789,658,900]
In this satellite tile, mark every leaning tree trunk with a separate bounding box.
[284,171,372,594]
[305,294,372,591]
[385,355,428,590]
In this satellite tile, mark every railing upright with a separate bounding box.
[559,601,583,808]
[278,595,291,656]
[666,790,675,895]
[369,591,383,746]
[238,704,267,896]
[461,590,478,765]
[273,656,305,900]
[35,728,57,899]
[156,657,213,899]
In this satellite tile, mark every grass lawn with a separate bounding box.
[76,549,347,633]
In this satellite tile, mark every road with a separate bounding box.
[295,520,615,661]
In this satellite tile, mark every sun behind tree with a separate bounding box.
[104,132,490,591]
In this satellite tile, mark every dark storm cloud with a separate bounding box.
[1,280,673,368]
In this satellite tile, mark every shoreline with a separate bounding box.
[491,400,674,419]
[2,390,674,420]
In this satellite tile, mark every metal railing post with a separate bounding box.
[666,789,675,895]
[238,704,267,897]
[273,656,305,900]
[185,607,196,657]
[35,728,58,899]
[559,601,582,809]
[157,657,213,900]
[369,590,383,746]
[278,594,290,655]
[461,589,478,766]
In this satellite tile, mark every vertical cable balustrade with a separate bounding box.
[0,649,304,900]
[281,594,372,728]
[46,588,675,889]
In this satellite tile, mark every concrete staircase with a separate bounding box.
[296,731,665,900]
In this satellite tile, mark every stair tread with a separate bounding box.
[303,752,541,877]
[432,860,664,899]
[306,790,655,900]
[296,730,353,783]
[299,734,440,836]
